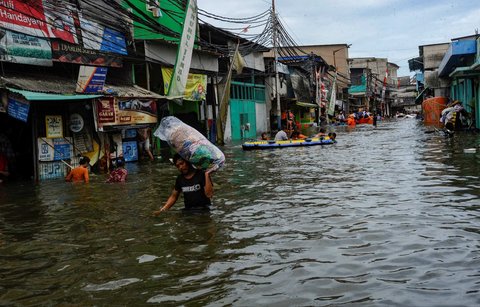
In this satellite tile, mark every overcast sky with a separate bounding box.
[198,0,479,76]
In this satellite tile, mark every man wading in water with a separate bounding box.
[153,154,213,215]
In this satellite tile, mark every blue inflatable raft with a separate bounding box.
[242,137,335,150]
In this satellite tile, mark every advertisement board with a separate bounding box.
[0,29,52,66]
[95,98,157,130]
[51,40,123,67]
[162,68,206,101]
[0,0,77,43]
[76,66,108,93]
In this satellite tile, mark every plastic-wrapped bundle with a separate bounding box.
[154,116,225,171]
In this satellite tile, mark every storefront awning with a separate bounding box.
[296,101,319,108]
[7,88,103,101]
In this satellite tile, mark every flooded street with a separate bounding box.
[1,119,480,306]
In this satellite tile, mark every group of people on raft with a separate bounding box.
[261,126,336,142]
[334,110,381,127]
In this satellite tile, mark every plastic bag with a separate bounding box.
[154,116,225,172]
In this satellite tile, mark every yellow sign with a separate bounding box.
[45,115,63,138]
[162,68,206,101]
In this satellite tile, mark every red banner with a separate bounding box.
[96,98,116,123]
[0,0,49,37]
[0,0,77,44]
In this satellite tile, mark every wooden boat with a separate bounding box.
[242,137,335,150]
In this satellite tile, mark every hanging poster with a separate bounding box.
[45,115,63,138]
[162,68,206,101]
[122,141,138,162]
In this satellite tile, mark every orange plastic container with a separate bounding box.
[422,97,447,125]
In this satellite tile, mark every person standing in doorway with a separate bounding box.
[137,127,154,161]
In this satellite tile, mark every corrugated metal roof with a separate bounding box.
[7,88,103,101]
[0,76,77,94]
[1,76,164,99]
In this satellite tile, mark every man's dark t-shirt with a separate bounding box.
[175,170,211,210]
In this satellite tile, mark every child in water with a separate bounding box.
[106,157,128,183]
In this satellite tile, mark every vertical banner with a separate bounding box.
[167,0,197,98]
[327,76,336,117]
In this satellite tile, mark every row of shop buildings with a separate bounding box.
[0,0,406,182]
[409,34,480,128]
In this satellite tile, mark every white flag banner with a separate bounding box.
[328,79,336,116]
[167,0,198,98]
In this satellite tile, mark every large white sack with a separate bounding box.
[154,116,225,171]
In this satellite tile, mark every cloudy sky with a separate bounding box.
[198,0,479,76]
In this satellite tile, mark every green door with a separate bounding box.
[230,82,259,140]
[230,99,256,140]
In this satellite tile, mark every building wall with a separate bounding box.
[422,44,450,70]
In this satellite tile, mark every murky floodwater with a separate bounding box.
[1,119,480,306]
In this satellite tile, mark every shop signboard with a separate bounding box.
[51,39,123,67]
[46,115,63,138]
[38,137,72,162]
[0,0,77,44]
[76,66,108,93]
[0,0,49,38]
[0,29,52,66]
[7,97,30,122]
[95,98,157,130]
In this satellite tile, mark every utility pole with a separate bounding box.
[272,0,281,130]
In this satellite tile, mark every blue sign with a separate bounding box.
[7,98,30,122]
[53,143,71,161]
[83,67,108,93]
[101,28,127,55]
[122,141,138,162]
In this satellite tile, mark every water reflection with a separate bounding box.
[0,119,479,306]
